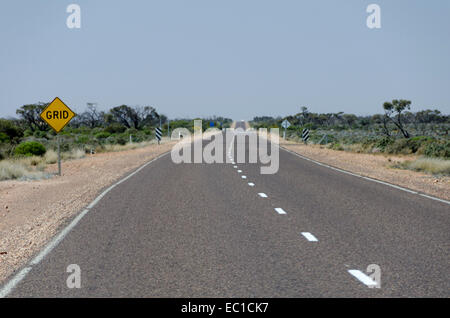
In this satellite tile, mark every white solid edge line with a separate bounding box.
[301,232,318,242]
[0,151,170,298]
[275,208,287,214]
[258,193,268,198]
[281,146,450,205]
[248,183,255,186]
[348,270,377,287]
[29,208,90,266]
[0,267,32,298]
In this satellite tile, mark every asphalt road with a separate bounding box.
[4,121,449,297]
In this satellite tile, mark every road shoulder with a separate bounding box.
[279,139,449,201]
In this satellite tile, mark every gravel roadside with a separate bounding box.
[279,138,449,201]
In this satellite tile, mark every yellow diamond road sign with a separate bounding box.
[40,97,76,133]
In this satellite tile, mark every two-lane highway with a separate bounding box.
[2,121,449,297]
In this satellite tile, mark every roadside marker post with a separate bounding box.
[155,127,162,144]
[281,119,291,139]
[40,97,76,176]
[302,128,310,144]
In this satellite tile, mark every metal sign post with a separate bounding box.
[57,135,61,176]
[40,97,76,177]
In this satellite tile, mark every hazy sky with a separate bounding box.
[1,0,449,120]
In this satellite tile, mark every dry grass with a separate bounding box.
[399,157,450,175]
[0,141,169,181]
[0,158,47,181]
[98,140,160,153]
[0,148,85,181]
[62,148,85,160]
[44,150,58,164]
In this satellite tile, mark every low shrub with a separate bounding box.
[375,136,394,151]
[329,142,344,151]
[33,130,48,139]
[115,135,127,145]
[95,131,111,139]
[105,124,127,134]
[0,132,9,143]
[424,141,450,158]
[76,135,90,144]
[385,136,434,155]
[14,141,46,157]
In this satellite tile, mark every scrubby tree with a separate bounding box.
[383,99,411,138]
[79,104,105,128]
[137,106,159,127]
[342,114,358,128]
[16,103,48,131]
[109,105,159,129]
[109,105,137,128]
[0,119,24,143]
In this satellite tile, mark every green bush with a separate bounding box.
[375,136,394,151]
[95,131,111,139]
[14,141,46,157]
[76,135,90,144]
[143,129,152,136]
[385,136,434,155]
[424,141,450,158]
[115,136,127,145]
[0,132,9,143]
[126,128,138,135]
[329,142,344,151]
[105,124,127,134]
[33,130,48,139]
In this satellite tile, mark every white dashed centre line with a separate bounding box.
[233,166,237,168]
[275,208,287,215]
[348,270,377,287]
[242,176,247,179]
[248,183,255,187]
[258,193,268,198]
[237,170,242,173]
[301,232,318,242]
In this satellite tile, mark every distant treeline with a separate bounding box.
[252,103,449,138]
